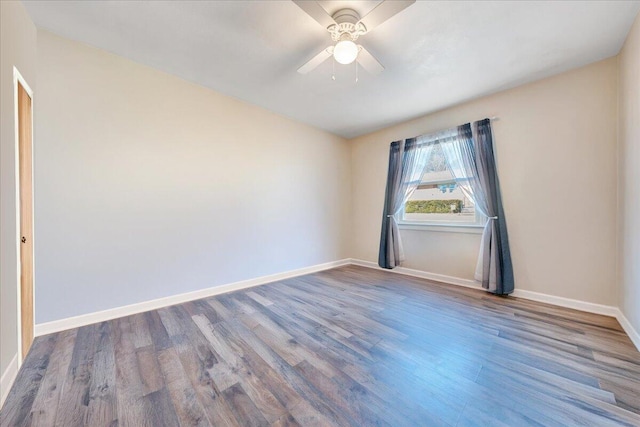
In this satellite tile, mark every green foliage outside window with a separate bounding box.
[405,200,463,214]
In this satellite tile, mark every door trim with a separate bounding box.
[13,66,34,366]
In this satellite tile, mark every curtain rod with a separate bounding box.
[401,116,500,147]
[425,116,500,137]
[392,117,501,146]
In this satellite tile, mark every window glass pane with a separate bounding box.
[403,143,476,223]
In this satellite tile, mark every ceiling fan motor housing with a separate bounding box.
[328,8,367,42]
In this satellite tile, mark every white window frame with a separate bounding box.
[397,142,485,234]
[398,211,485,234]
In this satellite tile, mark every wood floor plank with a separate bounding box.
[156,345,209,427]
[0,335,57,426]
[144,310,172,351]
[286,399,339,427]
[218,319,350,426]
[135,345,164,396]
[222,383,270,427]
[192,316,287,423]
[157,307,227,426]
[85,322,117,427]
[110,316,150,427]
[270,412,302,427]
[3,266,640,426]
[29,329,78,425]
[161,303,240,426]
[168,333,240,427]
[141,387,181,427]
[213,320,304,412]
[130,313,153,349]
[53,324,97,427]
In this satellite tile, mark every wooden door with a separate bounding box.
[18,80,34,360]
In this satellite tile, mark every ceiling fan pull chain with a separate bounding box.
[332,56,336,81]
[355,59,359,83]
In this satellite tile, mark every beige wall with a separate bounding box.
[0,0,37,386]
[34,31,350,323]
[618,13,640,333]
[12,9,638,342]
[350,58,619,306]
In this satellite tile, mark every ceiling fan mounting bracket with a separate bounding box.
[327,8,367,42]
[332,8,359,24]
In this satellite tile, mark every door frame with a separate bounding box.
[13,66,35,366]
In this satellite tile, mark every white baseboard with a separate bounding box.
[32,257,640,353]
[510,289,619,317]
[349,259,481,290]
[614,309,640,351]
[35,259,351,337]
[0,354,19,409]
[349,259,639,351]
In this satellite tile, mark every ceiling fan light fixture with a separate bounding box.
[294,0,415,75]
[333,40,359,65]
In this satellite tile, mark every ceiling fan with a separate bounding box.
[294,0,416,76]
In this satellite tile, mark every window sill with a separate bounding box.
[397,221,484,234]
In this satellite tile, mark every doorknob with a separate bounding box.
[21,236,26,243]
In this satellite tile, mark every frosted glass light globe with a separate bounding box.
[333,40,359,65]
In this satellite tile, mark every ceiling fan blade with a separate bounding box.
[292,1,336,29]
[358,0,415,33]
[297,47,333,74]
[357,46,384,75]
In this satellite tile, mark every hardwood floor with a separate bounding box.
[2,265,639,426]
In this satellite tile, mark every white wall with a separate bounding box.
[0,0,37,385]
[350,58,619,306]
[618,13,640,334]
[34,31,350,324]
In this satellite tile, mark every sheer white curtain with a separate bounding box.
[379,130,464,269]
[440,139,475,209]
[441,129,497,288]
[441,122,513,293]
[380,121,513,292]
[379,139,433,268]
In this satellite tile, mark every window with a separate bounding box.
[400,142,482,226]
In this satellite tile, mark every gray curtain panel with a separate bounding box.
[449,120,514,294]
[378,138,432,269]
[474,119,514,294]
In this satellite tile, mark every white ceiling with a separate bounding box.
[23,0,640,138]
